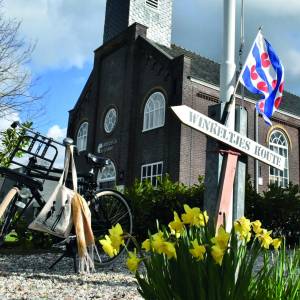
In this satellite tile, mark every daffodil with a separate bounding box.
[169,211,185,237]
[151,231,165,253]
[199,210,209,226]
[272,238,282,250]
[99,235,117,257]
[189,240,206,261]
[211,226,230,250]
[234,216,251,242]
[150,231,176,259]
[211,245,225,266]
[257,229,273,249]
[142,238,151,252]
[108,223,125,253]
[251,220,263,234]
[181,204,205,227]
[160,241,177,259]
[126,249,141,273]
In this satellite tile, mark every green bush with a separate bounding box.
[5,213,54,249]
[125,175,204,242]
[245,179,300,246]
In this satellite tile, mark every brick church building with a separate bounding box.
[67,0,300,192]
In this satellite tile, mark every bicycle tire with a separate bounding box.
[89,189,133,268]
[0,189,19,246]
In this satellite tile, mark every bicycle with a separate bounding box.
[0,122,133,269]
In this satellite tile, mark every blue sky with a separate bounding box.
[1,0,299,142]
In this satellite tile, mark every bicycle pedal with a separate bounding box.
[15,201,26,209]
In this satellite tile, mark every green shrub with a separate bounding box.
[125,175,204,242]
[5,213,54,249]
[245,179,300,246]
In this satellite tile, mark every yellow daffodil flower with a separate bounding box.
[181,204,206,227]
[169,211,185,237]
[161,241,177,259]
[189,240,206,261]
[126,249,141,273]
[257,229,273,249]
[272,238,282,250]
[211,226,230,250]
[199,210,209,227]
[251,220,263,235]
[108,223,125,253]
[152,231,165,253]
[234,216,251,242]
[150,231,176,259]
[211,245,225,266]
[99,235,117,257]
[142,238,151,252]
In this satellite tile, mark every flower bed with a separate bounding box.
[100,204,300,300]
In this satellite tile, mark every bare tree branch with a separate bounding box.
[0,0,43,118]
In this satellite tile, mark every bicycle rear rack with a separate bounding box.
[8,131,61,181]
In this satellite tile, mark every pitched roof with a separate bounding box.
[157,43,300,117]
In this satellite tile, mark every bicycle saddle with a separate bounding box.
[86,153,110,169]
[0,167,43,191]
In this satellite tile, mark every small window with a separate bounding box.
[76,122,88,152]
[141,161,163,187]
[143,92,165,131]
[269,130,289,188]
[104,108,117,134]
[97,160,116,189]
[146,0,158,9]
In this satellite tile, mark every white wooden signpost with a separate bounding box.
[172,105,285,170]
[172,104,285,228]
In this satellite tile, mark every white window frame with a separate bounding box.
[97,160,116,187]
[143,92,165,132]
[141,161,163,187]
[76,122,88,152]
[269,130,289,188]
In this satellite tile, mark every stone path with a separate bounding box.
[0,253,143,300]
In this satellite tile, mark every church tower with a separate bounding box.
[103,0,173,47]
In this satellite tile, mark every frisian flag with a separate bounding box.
[239,30,284,126]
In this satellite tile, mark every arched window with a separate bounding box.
[143,92,165,131]
[76,122,88,152]
[269,130,289,187]
[97,160,116,188]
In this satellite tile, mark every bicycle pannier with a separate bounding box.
[28,145,77,238]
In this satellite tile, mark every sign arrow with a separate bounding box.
[172,105,285,171]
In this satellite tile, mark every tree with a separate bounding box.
[0,0,42,118]
[0,121,32,167]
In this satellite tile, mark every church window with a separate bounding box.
[269,130,289,187]
[143,92,165,131]
[76,122,88,152]
[97,160,116,188]
[141,161,163,187]
[146,0,159,9]
[104,107,117,134]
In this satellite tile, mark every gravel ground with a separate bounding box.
[0,252,143,300]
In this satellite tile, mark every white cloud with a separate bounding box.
[0,112,20,132]
[47,124,67,141]
[3,0,105,70]
[46,124,67,168]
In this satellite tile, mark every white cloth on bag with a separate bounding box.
[28,145,77,238]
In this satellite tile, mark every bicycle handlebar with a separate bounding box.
[11,121,74,148]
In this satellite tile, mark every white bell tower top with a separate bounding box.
[104,0,173,47]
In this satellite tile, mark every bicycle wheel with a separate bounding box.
[0,188,19,246]
[90,189,133,267]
